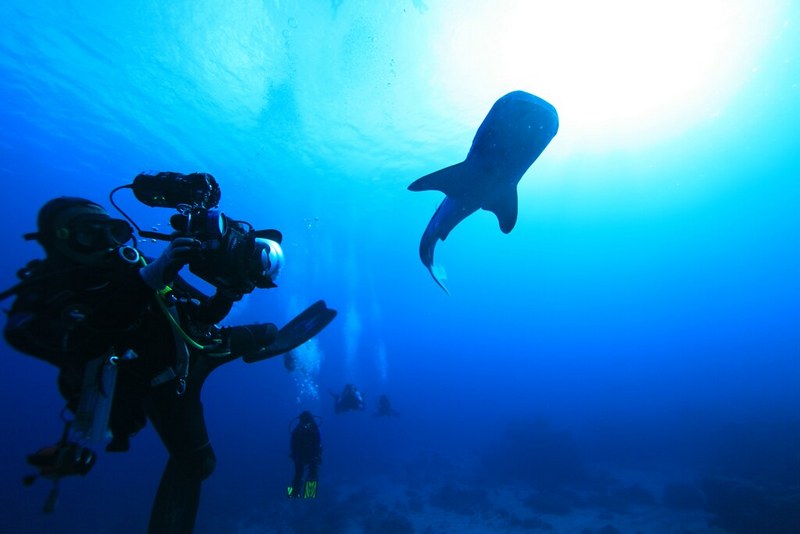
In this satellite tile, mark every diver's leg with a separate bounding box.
[308,462,319,481]
[169,322,279,391]
[143,345,267,527]
[145,383,215,533]
[190,350,238,385]
[290,459,304,498]
[148,446,214,533]
[186,326,274,386]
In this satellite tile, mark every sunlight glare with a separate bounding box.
[433,0,772,150]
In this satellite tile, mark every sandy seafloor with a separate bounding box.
[212,469,732,533]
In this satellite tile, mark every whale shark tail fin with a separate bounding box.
[428,263,449,295]
[408,162,467,197]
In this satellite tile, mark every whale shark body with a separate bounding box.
[408,90,559,293]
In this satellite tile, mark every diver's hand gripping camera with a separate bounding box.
[125,171,283,295]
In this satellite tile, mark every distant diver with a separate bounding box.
[408,90,559,293]
[373,394,399,418]
[287,411,322,499]
[331,383,365,414]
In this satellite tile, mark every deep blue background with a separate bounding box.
[1,1,798,532]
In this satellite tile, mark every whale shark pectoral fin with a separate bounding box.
[483,185,519,234]
[408,162,468,197]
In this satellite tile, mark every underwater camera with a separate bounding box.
[118,171,283,295]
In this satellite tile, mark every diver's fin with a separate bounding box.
[304,479,318,499]
[243,301,337,363]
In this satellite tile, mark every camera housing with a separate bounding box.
[129,172,283,295]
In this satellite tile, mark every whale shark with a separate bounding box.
[408,90,559,293]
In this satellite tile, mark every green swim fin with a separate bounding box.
[304,479,317,499]
[243,300,337,363]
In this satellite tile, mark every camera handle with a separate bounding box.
[137,230,173,242]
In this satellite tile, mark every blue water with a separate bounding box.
[1,1,798,533]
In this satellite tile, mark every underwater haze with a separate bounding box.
[1,1,799,533]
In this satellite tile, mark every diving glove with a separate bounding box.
[139,237,200,290]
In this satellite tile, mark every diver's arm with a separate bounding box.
[203,289,237,323]
[168,275,236,325]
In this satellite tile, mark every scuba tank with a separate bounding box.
[22,348,137,514]
[73,351,128,446]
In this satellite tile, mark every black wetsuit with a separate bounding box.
[373,395,399,417]
[333,384,365,413]
[4,253,240,533]
[289,418,321,497]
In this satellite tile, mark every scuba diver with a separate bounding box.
[373,394,400,418]
[287,411,322,499]
[2,173,337,533]
[331,383,365,414]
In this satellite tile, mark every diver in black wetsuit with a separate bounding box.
[3,185,336,533]
[373,394,399,418]
[288,411,322,499]
[332,383,365,414]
